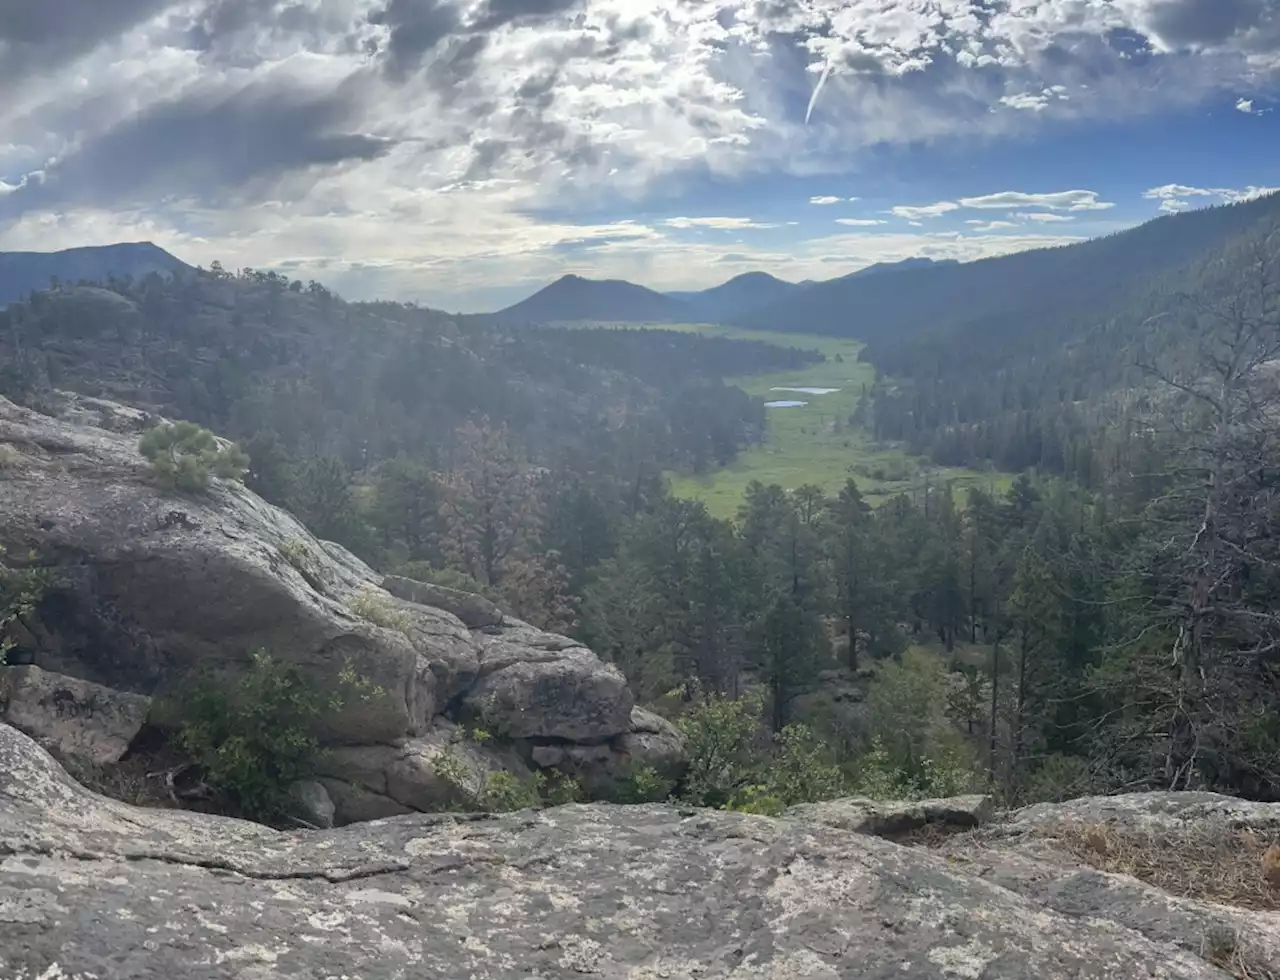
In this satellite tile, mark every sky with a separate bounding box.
[2,1,1280,312]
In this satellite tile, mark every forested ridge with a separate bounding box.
[5,221,1280,813]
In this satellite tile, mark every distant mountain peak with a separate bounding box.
[0,242,190,307]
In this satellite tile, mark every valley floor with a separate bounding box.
[620,323,1010,517]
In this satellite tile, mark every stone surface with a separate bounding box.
[288,780,336,830]
[0,665,151,764]
[789,793,996,838]
[935,792,1280,973]
[541,708,690,797]
[466,636,634,741]
[0,393,676,820]
[383,574,505,628]
[317,722,533,822]
[0,722,1240,980]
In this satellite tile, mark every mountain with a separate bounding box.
[846,257,959,279]
[489,274,693,324]
[0,242,190,307]
[731,196,1280,340]
[847,192,1280,476]
[664,271,803,320]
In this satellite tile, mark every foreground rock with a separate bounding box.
[0,394,679,819]
[0,723,1239,979]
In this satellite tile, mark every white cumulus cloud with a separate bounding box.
[836,218,887,226]
[958,190,1114,212]
[890,202,962,220]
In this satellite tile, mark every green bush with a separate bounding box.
[175,651,377,824]
[678,689,766,808]
[610,763,677,804]
[139,421,248,493]
[765,724,846,805]
[0,545,55,665]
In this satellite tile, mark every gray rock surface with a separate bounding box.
[0,665,151,765]
[943,792,1280,973]
[382,574,506,628]
[466,635,633,741]
[0,394,682,820]
[318,721,533,823]
[0,722,1241,980]
[288,779,336,829]
[547,708,690,797]
[789,793,995,837]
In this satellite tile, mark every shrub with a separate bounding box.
[0,545,55,665]
[853,736,979,801]
[175,651,378,824]
[611,763,677,804]
[348,585,413,635]
[139,421,249,493]
[765,724,846,805]
[678,689,766,808]
[481,770,544,812]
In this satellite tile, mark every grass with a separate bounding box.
[553,321,1012,518]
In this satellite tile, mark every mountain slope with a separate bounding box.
[853,193,1280,476]
[490,274,693,324]
[732,197,1280,341]
[0,242,189,306]
[665,271,803,320]
[847,257,959,279]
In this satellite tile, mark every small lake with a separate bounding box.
[765,400,809,408]
[769,386,842,395]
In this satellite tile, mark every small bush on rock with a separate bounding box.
[348,585,413,635]
[139,421,249,493]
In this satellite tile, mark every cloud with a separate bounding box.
[1,72,393,217]
[662,216,779,230]
[999,86,1070,112]
[890,202,961,220]
[809,195,843,205]
[1237,97,1256,113]
[0,0,174,82]
[966,220,1017,232]
[958,190,1115,211]
[836,218,887,226]
[886,190,1113,224]
[1016,212,1075,223]
[1143,183,1280,210]
[5,0,1280,308]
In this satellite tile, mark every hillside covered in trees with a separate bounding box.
[6,216,1280,815]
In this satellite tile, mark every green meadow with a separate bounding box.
[560,321,1012,518]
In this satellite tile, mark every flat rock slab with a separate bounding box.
[0,723,1229,979]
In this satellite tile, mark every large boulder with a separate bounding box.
[534,707,690,797]
[317,721,533,823]
[464,628,634,741]
[0,394,675,819]
[0,722,1243,980]
[0,665,151,765]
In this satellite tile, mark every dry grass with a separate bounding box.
[1044,819,1280,911]
[1030,819,1280,980]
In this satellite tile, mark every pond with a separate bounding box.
[764,400,809,408]
[769,386,842,395]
